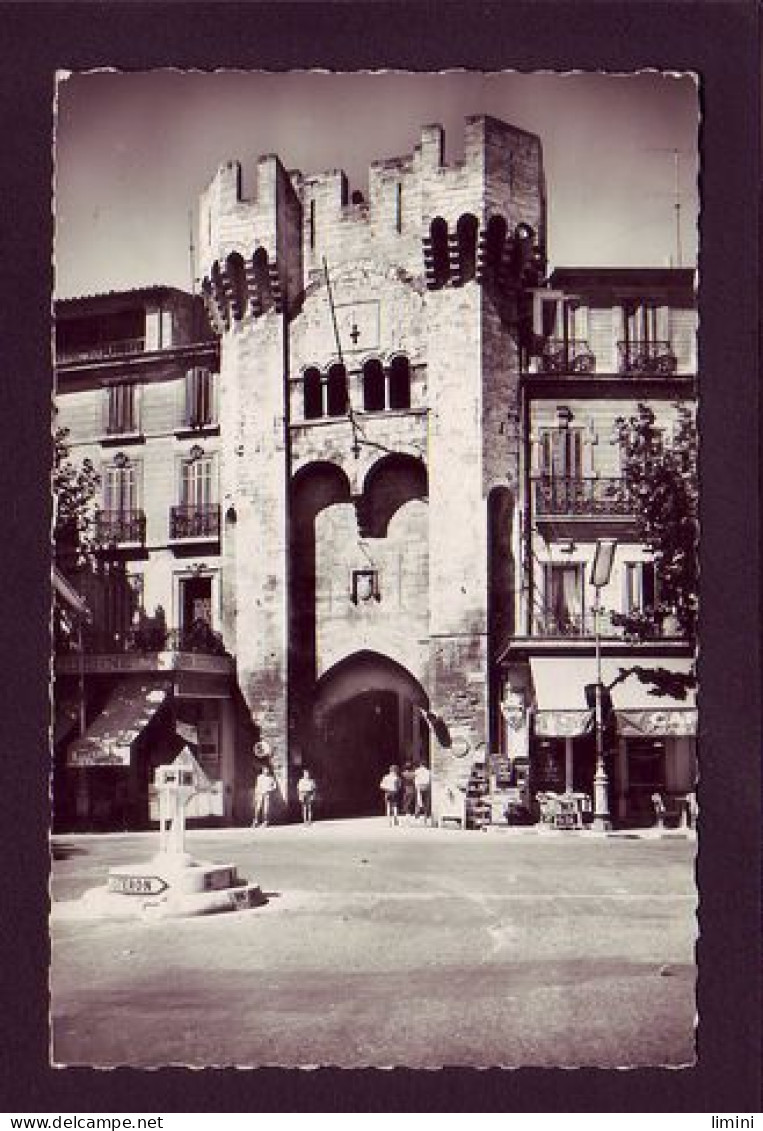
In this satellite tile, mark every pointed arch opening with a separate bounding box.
[307,651,431,817]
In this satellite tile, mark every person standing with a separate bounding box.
[253,765,277,827]
[401,763,416,822]
[380,764,402,826]
[414,761,432,824]
[297,768,317,826]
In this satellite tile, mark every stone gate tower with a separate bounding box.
[197,115,546,819]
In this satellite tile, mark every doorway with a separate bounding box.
[305,651,429,818]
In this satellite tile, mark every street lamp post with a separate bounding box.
[590,539,616,833]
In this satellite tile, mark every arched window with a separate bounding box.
[362,359,385,412]
[252,247,273,311]
[303,367,323,420]
[326,363,348,417]
[210,260,228,328]
[484,215,508,277]
[430,217,450,287]
[457,214,478,284]
[388,356,411,411]
[225,251,247,321]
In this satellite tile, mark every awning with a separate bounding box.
[67,677,171,767]
[531,656,696,739]
[52,568,91,621]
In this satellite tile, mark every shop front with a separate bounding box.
[526,655,697,828]
[55,652,238,831]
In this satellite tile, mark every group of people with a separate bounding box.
[252,759,432,828]
[252,765,317,827]
[379,762,432,826]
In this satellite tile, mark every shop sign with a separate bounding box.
[616,709,697,737]
[67,739,131,767]
[108,874,169,896]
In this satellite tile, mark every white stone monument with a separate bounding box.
[71,749,262,920]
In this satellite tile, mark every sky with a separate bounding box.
[53,70,699,299]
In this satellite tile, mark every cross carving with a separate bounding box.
[349,322,360,345]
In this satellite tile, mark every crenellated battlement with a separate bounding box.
[198,115,546,331]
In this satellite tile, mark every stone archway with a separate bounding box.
[306,651,430,817]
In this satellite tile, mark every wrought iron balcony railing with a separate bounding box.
[617,340,677,376]
[169,504,221,540]
[57,337,146,364]
[532,610,684,641]
[533,612,620,638]
[533,477,633,517]
[57,623,227,656]
[537,339,596,376]
[94,509,146,546]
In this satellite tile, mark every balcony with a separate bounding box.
[533,612,619,639]
[617,340,677,376]
[57,337,146,365]
[94,509,146,547]
[537,339,596,376]
[533,478,632,518]
[532,610,685,642]
[54,621,232,676]
[169,504,221,542]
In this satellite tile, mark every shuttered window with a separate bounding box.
[538,427,584,479]
[184,368,215,428]
[624,562,658,612]
[106,383,137,435]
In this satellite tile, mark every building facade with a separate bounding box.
[53,286,245,829]
[54,115,697,830]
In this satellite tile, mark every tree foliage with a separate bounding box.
[612,402,698,640]
[609,402,698,700]
[53,427,100,568]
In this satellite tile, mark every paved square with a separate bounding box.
[50,821,697,1069]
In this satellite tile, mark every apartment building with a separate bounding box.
[52,286,247,830]
[497,268,697,827]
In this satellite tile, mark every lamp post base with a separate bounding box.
[591,760,611,833]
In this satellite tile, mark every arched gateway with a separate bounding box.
[305,651,430,817]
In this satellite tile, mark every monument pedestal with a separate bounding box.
[60,749,263,920]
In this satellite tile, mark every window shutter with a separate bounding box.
[582,420,596,477]
[656,305,670,341]
[184,371,193,427]
[529,434,542,476]
[201,457,212,506]
[104,465,115,511]
[125,463,136,512]
[201,371,211,425]
[180,460,191,507]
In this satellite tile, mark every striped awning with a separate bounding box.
[531,656,696,739]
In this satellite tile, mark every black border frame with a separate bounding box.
[0,0,759,1114]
